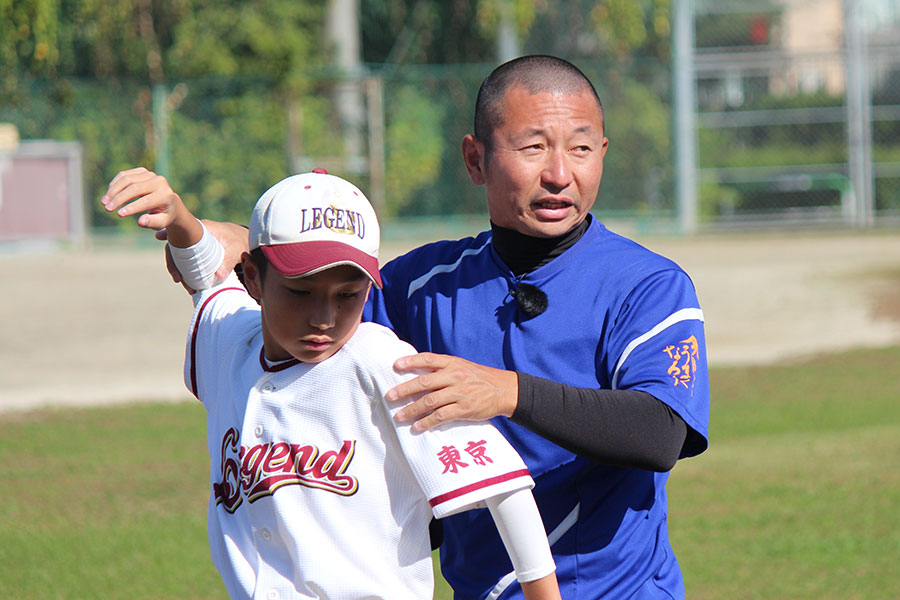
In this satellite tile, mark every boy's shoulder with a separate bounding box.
[191,275,261,336]
[349,321,413,350]
[340,322,418,371]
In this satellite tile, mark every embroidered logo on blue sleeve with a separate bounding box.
[663,335,701,394]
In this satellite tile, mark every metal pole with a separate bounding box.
[152,83,170,178]
[673,0,699,234]
[844,0,874,227]
[366,76,386,215]
[497,1,520,63]
[326,0,366,173]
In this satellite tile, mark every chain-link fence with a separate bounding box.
[1,0,898,241]
[689,0,900,228]
[0,58,677,237]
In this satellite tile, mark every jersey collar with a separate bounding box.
[258,348,301,372]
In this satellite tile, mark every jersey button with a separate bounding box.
[262,382,275,393]
[260,528,272,541]
[266,590,280,600]
[254,425,264,437]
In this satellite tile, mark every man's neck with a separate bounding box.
[490,215,591,277]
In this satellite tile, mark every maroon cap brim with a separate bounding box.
[261,241,382,288]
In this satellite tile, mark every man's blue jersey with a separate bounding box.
[364,217,710,599]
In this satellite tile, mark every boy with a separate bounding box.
[102,168,560,600]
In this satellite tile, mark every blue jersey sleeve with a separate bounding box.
[605,268,710,454]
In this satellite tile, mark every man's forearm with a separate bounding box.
[512,373,688,472]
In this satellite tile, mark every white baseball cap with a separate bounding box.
[248,169,382,287]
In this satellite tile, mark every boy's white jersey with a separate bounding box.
[184,274,534,600]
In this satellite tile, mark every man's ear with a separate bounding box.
[461,134,486,185]
[240,253,262,301]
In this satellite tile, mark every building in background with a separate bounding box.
[770,0,845,96]
[698,0,900,108]
[0,124,85,246]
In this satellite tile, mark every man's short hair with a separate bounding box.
[473,55,604,154]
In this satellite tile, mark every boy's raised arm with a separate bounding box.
[101,167,202,248]
[156,219,249,286]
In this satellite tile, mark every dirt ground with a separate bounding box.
[3,228,900,414]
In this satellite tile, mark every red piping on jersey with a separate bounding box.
[428,469,531,508]
[258,348,301,372]
[188,287,247,399]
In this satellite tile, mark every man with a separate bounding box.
[186,55,709,599]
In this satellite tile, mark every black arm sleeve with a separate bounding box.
[510,372,690,472]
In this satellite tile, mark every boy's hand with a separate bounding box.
[101,167,184,229]
[101,167,201,248]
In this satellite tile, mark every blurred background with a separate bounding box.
[3,0,900,411]
[1,0,899,247]
[2,5,899,597]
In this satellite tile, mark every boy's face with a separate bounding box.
[243,258,371,363]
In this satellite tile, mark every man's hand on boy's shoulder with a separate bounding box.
[387,353,519,431]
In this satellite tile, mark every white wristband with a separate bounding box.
[486,489,556,583]
[168,221,225,291]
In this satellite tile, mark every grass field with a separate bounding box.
[2,345,898,599]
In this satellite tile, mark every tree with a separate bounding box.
[1,0,328,228]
